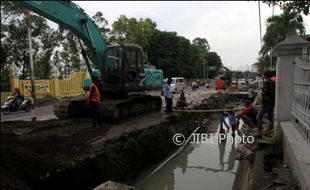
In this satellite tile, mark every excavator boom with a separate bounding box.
[18,1,106,75]
[17,1,163,122]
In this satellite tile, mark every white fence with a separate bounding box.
[291,45,310,142]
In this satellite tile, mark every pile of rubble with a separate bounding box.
[234,123,300,190]
[188,92,239,110]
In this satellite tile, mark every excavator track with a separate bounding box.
[54,96,89,119]
[53,94,162,123]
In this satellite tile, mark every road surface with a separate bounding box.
[1,88,215,122]
[1,105,57,122]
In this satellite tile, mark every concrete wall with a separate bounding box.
[281,122,310,190]
[273,35,310,190]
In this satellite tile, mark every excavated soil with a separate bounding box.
[1,111,170,189]
[1,91,243,190]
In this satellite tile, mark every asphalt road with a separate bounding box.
[1,105,57,122]
[1,88,214,122]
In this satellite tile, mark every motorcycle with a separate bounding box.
[1,96,32,115]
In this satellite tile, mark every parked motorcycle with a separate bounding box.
[1,96,32,115]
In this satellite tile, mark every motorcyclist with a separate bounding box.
[12,88,24,109]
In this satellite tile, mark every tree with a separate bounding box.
[192,37,210,55]
[254,55,277,75]
[110,15,156,50]
[1,1,60,80]
[263,1,309,16]
[92,11,110,39]
[205,52,223,79]
[147,30,220,79]
[147,30,194,78]
[191,37,211,78]
[260,9,305,56]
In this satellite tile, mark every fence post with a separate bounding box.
[52,77,60,97]
[273,35,310,121]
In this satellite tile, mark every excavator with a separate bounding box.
[17,1,164,122]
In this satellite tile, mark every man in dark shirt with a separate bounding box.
[256,70,275,138]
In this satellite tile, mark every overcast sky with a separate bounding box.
[59,1,310,71]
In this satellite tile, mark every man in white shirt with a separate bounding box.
[164,77,173,113]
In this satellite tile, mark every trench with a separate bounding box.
[33,117,241,190]
[2,92,246,190]
[28,118,199,190]
[135,119,240,190]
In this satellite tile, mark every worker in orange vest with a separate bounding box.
[88,77,103,128]
[215,78,225,90]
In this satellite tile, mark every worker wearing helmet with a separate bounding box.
[88,77,103,128]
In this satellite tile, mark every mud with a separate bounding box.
[1,116,198,190]
[1,91,241,190]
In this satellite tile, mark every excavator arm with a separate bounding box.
[17,1,107,78]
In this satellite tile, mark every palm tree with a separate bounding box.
[260,9,305,56]
[254,55,277,75]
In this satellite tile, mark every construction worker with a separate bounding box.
[236,100,257,129]
[256,70,275,138]
[176,88,187,109]
[215,77,225,90]
[88,77,103,128]
[163,77,173,114]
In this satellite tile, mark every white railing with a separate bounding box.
[302,45,310,66]
[291,44,310,143]
[291,82,310,142]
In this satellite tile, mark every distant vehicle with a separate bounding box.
[165,77,185,93]
[1,96,32,115]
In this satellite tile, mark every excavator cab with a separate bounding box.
[102,44,147,94]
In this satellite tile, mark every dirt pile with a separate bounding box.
[191,92,239,110]
[233,124,300,190]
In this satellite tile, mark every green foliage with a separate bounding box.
[256,7,306,75]
[110,15,156,50]
[205,52,223,79]
[1,1,225,83]
[263,0,309,16]
[147,30,222,78]
[260,9,305,56]
[1,1,62,79]
[92,11,110,39]
[254,55,277,75]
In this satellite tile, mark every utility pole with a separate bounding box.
[258,1,262,47]
[26,10,36,119]
[270,5,275,70]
